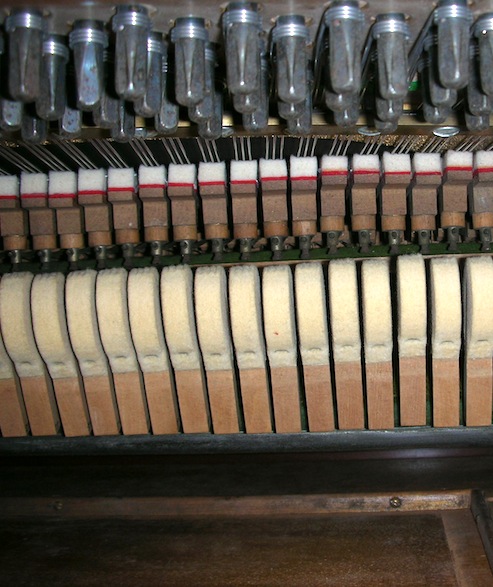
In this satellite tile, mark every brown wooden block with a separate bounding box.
[143,199,169,229]
[432,358,460,428]
[365,362,395,430]
[83,204,113,233]
[399,356,427,427]
[142,371,180,434]
[270,365,302,433]
[333,361,365,430]
[0,378,28,437]
[111,201,140,232]
[55,207,84,235]
[174,369,210,433]
[238,367,272,434]
[262,188,288,224]
[52,377,91,437]
[303,364,335,432]
[83,374,121,436]
[28,207,56,236]
[351,187,378,216]
[0,208,27,237]
[380,186,407,216]
[465,357,493,427]
[112,371,150,435]
[205,369,240,434]
[21,374,59,436]
[410,186,439,216]
[320,186,346,218]
[440,184,468,213]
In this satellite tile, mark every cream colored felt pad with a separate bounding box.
[397,255,427,358]
[128,267,170,373]
[328,260,361,363]
[430,258,462,360]
[294,263,329,366]
[160,265,202,371]
[0,272,47,378]
[195,266,233,371]
[464,256,493,359]
[229,265,266,370]
[66,270,109,378]
[96,268,140,374]
[361,260,392,364]
[262,265,297,368]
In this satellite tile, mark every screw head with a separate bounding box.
[389,496,402,508]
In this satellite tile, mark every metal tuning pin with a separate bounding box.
[21,105,47,144]
[418,58,450,123]
[5,9,44,103]
[134,32,164,118]
[188,43,215,123]
[223,2,262,98]
[233,91,259,114]
[272,15,310,106]
[0,99,22,131]
[286,89,312,135]
[36,34,68,121]
[198,91,223,139]
[332,94,359,127]
[171,17,209,107]
[465,111,489,131]
[375,96,403,122]
[466,42,491,118]
[112,5,151,101]
[154,44,179,135]
[92,49,119,129]
[59,106,82,139]
[474,14,493,96]
[434,0,472,90]
[69,20,108,111]
[372,13,410,102]
[324,0,364,95]
[424,35,457,108]
[242,50,269,132]
[111,101,135,142]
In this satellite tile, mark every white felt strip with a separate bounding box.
[475,151,493,171]
[20,172,48,195]
[230,160,258,182]
[96,269,139,374]
[382,152,411,174]
[128,267,170,374]
[397,255,427,358]
[229,265,266,370]
[65,270,109,378]
[198,162,226,184]
[31,273,79,380]
[321,155,348,174]
[259,158,288,179]
[328,260,361,363]
[262,265,297,368]
[160,265,201,371]
[444,150,473,170]
[195,266,233,371]
[295,263,330,366]
[168,163,196,186]
[361,260,392,364]
[78,168,106,193]
[290,156,318,179]
[413,153,442,174]
[49,171,77,195]
[107,167,135,190]
[464,256,493,360]
[0,273,46,378]
[0,175,19,198]
[138,165,166,186]
[430,258,462,360]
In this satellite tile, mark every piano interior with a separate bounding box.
[1,0,493,584]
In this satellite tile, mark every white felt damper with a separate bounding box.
[230,160,257,182]
[96,268,149,435]
[138,165,166,186]
[49,171,77,195]
[475,151,493,170]
[294,263,329,366]
[259,158,288,179]
[361,260,392,364]
[382,153,411,174]
[430,258,462,360]
[328,259,365,429]
[0,175,18,197]
[31,273,90,436]
[66,269,120,436]
[161,265,210,433]
[444,150,473,170]
[352,154,380,173]
[20,172,48,195]
[198,162,226,184]
[107,167,135,189]
[321,155,348,173]
[413,153,442,174]
[168,163,196,186]
[0,272,59,435]
[229,266,271,433]
[78,168,106,192]
[66,270,109,378]
[290,156,317,179]
[430,257,462,427]
[397,255,427,358]
[262,265,297,368]
[128,267,179,434]
[229,265,266,370]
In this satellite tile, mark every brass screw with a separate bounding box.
[389,496,402,509]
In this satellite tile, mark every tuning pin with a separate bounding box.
[198,91,223,140]
[111,101,135,142]
[423,102,450,123]
[69,20,108,111]
[21,105,47,143]
[278,100,306,121]
[467,43,491,117]
[59,106,82,138]
[324,0,364,95]
[92,49,119,128]
[465,111,490,131]
[171,17,208,107]
[112,5,151,101]
[434,0,472,90]
[154,45,179,135]
[272,15,310,105]
[188,43,215,123]
[372,13,410,101]
[134,32,164,118]
[474,14,493,96]
[223,2,262,97]
[5,10,44,102]
[233,91,259,114]
[375,96,403,122]
[242,52,269,132]
[424,36,457,107]
[0,99,22,131]
[325,90,357,112]
[286,91,312,134]
[36,34,68,121]
[374,117,398,133]
[333,93,359,126]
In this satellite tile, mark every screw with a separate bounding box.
[53,500,63,511]
[389,496,402,509]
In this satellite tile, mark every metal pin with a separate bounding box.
[467,43,491,117]
[188,43,215,123]
[242,52,269,132]
[111,100,135,142]
[424,36,458,107]
[474,14,493,96]
[92,49,119,129]
[154,44,179,134]
[171,17,208,107]
[36,34,68,121]
[59,106,82,139]
[112,5,151,101]
[198,90,223,140]
[21,105,47,144]
[465,111,490,131]
[134,32,164,118]
[0,99,22,131]
[375,96,403,122]
[5,9,44,102]
[434,0,472,89]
